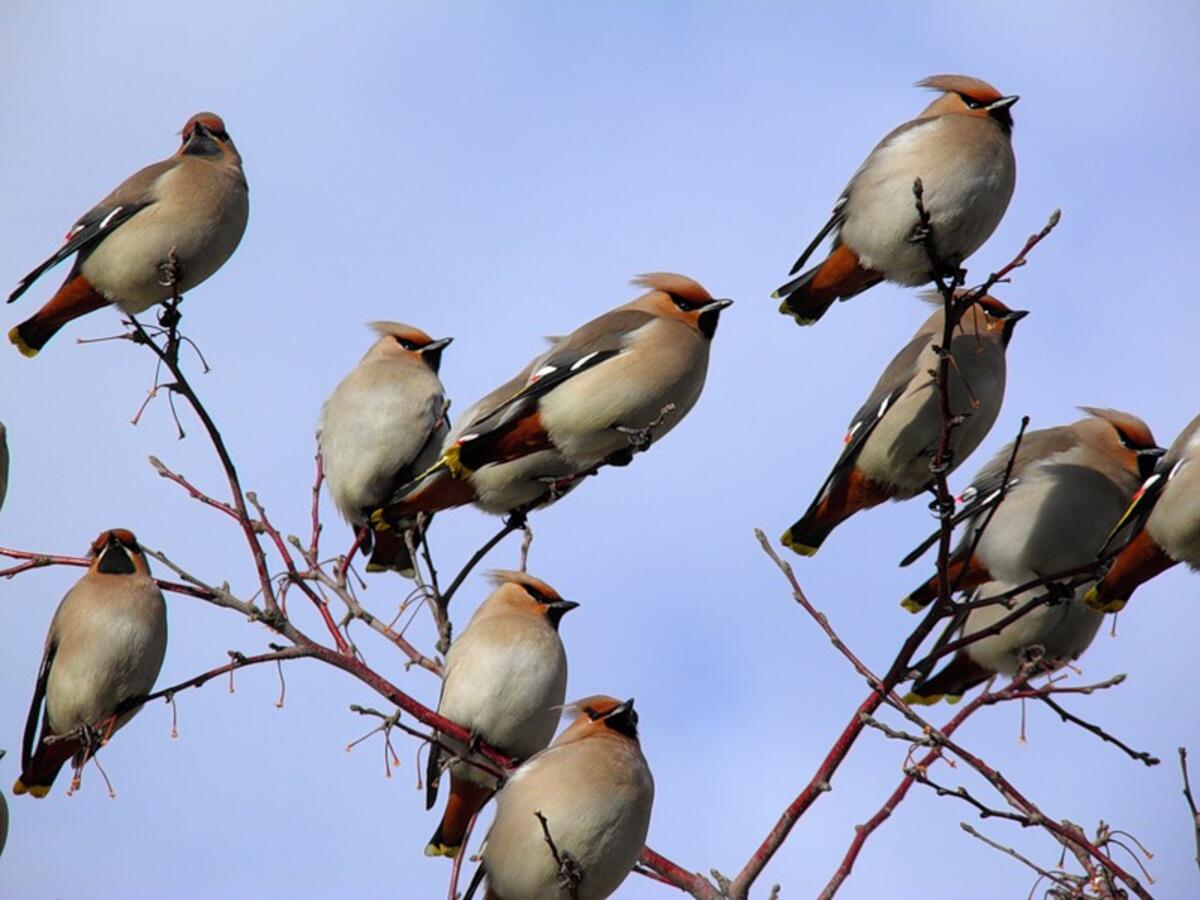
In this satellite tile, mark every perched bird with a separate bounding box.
[1086,413,1200,612]
[467,696,654,900]
[8,112,249,356]
[377,273,731,525]
[425,571,578,859]
[775,75,1018,325]
[781,293,1026,555]
[906,579,1104,704]
[317,321,452,575]
[13,529,167,798]
[0,420,8,515]
[900,408,1162,612]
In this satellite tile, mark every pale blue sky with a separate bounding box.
[2,2,1199,898]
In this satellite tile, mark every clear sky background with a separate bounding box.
[2,3,1198,898]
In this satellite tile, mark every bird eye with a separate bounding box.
[394,337,420,351]
[958,94,985,110]
[1114,427,1136,449]
[671,294,698,312]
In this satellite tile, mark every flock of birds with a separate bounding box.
[0,75,1197,898]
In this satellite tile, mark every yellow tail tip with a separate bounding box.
[369,508,391,531]
[443,443,472,480]
[900,596,925,614]
[8,326,39,358]
[13,778,49,798]
[425,843,460,859]
[777,301,817,325]
[945,693,963,705]
[779,530,818,557]
[1083,586,1127,613]
[770,289,783,300]
[902,691,943,707]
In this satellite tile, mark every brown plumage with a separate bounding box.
[426,572,576,859]
[14,529,167,797]
[1086,412,1200,611]
[9,112,248,356]
[775,75,1018,324]
[900,409,1162,613]
[782,294,1024,554]
[375,273,731,527]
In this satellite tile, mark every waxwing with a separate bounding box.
[425,571,577,858]
[8,113,249,355]
[906,579,1104,704]
[775,75,1018,325]
[782,294,1026,555]
[901,409,1162,611]
[466,696,654,900]
[14,529,168,797]
[376,273,731,525]
[317,321,452,575]
[1086,413,1200,612]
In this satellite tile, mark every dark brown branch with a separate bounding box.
[535,810,583,900]
[1037,694,1159,766]
[1181,748,1200,872]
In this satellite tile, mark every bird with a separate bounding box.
[1085,412,1200,612]
[465,695,654,900]
[13,529,168,798]
[317,321,452,575]
[376,273,732,526]
[0,420,9,515]
[8,112,249,356]
[900,408,1163,612]
[774,75,1018,325]
[781,293,1026,555]
[425,570,578,859]
[905,579,1104,704]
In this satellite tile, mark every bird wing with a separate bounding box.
[20,639,56,772]
[461,309,655,439]
[7,159,175,304]
[898,426,1080,567]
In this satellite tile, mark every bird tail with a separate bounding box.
[373,470,476,528]
[901,555,990,613]
[13,734,81,798]
[905,653,992,705]
[1084,529,1177,613]
[781,469,892,556]
[425,776,493,859]
[365,523,425,577]
[773,245,882,326]
[8,274,110,357]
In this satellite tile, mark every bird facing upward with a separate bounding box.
[8,112,249,356]
[774,75,1018,325]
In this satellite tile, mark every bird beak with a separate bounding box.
[420,337,454,354]
[548,599,580,613]
[700,298,734,314]
[990,95,1020,110]
[1004,309,1030,322]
